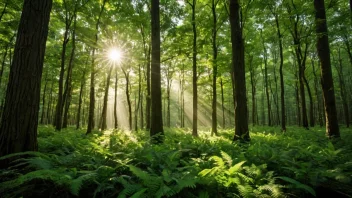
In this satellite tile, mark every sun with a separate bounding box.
[108,48,122,62]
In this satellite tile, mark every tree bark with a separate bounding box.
[0,0,52,167]
[260,30,272,126]
[220,77,225,128]
[303,75,315,127]
[186,0,198,137]
[76,71,86,129]
[229,0,249,141]
[249,55,256,126]
[150,0,164,142]
[146,45,151,130]
[123,69,132,131]
[114,69,118,129]
[101,65,113,131]
[40,72,49,124]
[211,0,219,136]
[86,0,107,135]
[312,59,324,127]
[274,13,286,131]
[314,0,340,138]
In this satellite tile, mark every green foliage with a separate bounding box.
[1,126,352,197]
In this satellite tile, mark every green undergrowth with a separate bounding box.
[0,125,351,198]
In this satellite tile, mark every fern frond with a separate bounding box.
[228,161,246,175]
[69,172,97,196]
[220,151,233,166]
[209,156,225,167]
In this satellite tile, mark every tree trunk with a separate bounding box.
[146,46,151,129]
[0,0,52,168]
[229,0,249,141]
[54,24,69,130]
[312,59,324,127]
[101,65,113,131]
[40,72,49,124]
[123,69,132,131]
[187,0,198,137]
[76,71,85,129]
[260,30,271,126]
[336,48,349,127]
[211,0,219,136]
[166,75,171,127]
[220,77,225,128]
[295,81,301,126]
[249,55,256,126]
[274,13,286,131]
[314,0,340,138]
[46,78,54,125]
[86,0,107,135]
[150,0,164,142]
[62,84,72,128]
[303,75,315,127]
[62,11,77,129]
[114,69,118,129]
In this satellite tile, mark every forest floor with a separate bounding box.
[0,125,352,198]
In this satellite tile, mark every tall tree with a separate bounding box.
[101,65,113,130]
[211,0,220,136]
[229,0,249,141]
[0,0,52,167]
[314,0,340,138]
[186,0,198,137]
[269,3,286,131]
[150,0,164,143]
[86,0,107,135]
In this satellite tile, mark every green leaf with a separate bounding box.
[276,176,316,196]
[228,161,246,174]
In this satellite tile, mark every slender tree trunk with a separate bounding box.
[166,76,171,127]
[46,78,54,125]
[76,71,85,129]
[62,11,77,129]
[303,75,315,127]
[296,43,309,129]
[123,69,132,130]
[40,72,49,124]
[260,30,271,126]
[146,46,151,129]
[211,0,219,136]
[220,77,225,128]
[249,56,256,126]
[187,0,198,137]
[86,0,107,135]
[314,0,340,138]
[114,69,118,129]
[336,48,349,127]
[229,0,249,141]
[101,65,113,131]
[274,13,286,131]
[54,25,69,130]
[0,0,52,168]
[62,84,72,128]
[138,64,142,129]
[150,0,164,142]
[295,81,301,126]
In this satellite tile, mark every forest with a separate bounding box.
[0,0,351,197]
